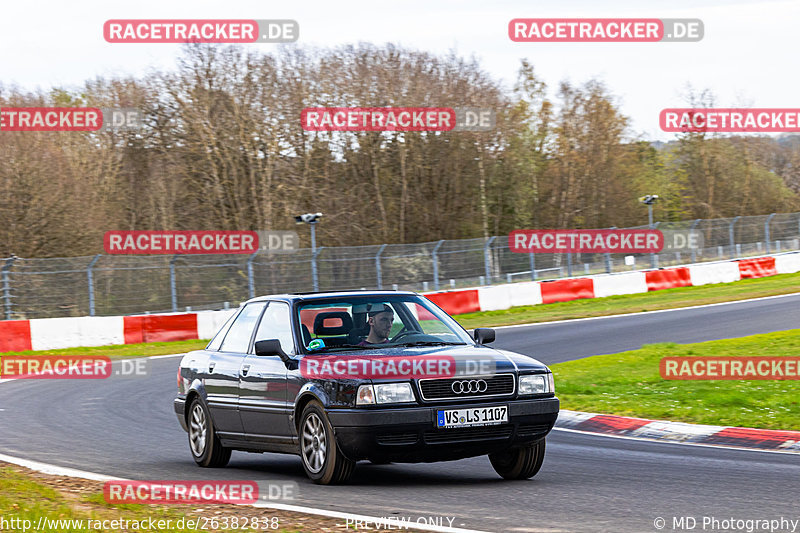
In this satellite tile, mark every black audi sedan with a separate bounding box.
[174,291,559,484]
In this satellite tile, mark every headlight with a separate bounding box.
[518,373,552,395]
[356,383,415,405]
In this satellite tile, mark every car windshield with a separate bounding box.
[296,294,474,353]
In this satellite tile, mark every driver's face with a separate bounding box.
[369,311,394,339]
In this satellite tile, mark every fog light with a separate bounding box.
[356,384,375,405]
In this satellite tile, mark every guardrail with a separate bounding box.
[1,211,799,319]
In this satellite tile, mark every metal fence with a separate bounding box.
[3,211,800,320]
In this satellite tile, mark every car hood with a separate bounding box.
[305,344,549,375]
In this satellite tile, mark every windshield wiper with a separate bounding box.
[309,343,376,352]
[392,341,467,347]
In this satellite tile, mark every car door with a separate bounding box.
[207,301,267,438]
[239,300,294,445]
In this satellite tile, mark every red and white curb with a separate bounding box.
[556,410,800,453]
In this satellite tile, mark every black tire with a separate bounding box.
[187,397,231,468]
[299,401,356,484]
[489,439,546,480]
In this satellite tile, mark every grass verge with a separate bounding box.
[2,271,799,359]
[454,271,800,329]
[0,462,411,532]
[550,329,800,430]
[0,339,208,360]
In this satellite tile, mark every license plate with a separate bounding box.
[437,406,508,428]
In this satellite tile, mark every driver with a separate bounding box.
[358,303,394,346]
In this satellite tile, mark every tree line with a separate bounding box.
[1,44,798,257]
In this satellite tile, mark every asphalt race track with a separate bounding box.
[1,295,799,532]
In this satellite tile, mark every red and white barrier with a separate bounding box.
[30,316,125,351]
[775,253,800,274]
[592,271,648,298]
[1,252,799,353]
[198,309,237,339]
[645,267,692,291]
[737,257,777,279]
[0,309,235,353]
[688,261,741,286]
[424,289,480,315]
[540,278,594,304]
[0,320,32,352]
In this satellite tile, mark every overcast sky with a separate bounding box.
[2,0,797,141]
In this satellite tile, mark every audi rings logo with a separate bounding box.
[451,379,488,394]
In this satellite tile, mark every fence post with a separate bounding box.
[2,256,16,320]
[170,255,179,312]
[689,219,701,263]
[375,244,387,289]
[529,252,537,281]
[728,216,741,259]
[483,236,496,285]
[650,221,661,268]
[247,251,258,299]
[87,254,101,317]
[566,253,573,277]
[765,213,776,254]
[432,240,445,291]
[605,226,616,273]
[312,247,324,292]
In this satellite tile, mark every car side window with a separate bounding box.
[205,309,239,351]
[254,301,295,355]
[219,302,267,353]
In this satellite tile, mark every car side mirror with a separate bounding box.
[254,339,297,369]
[474,328,495,345]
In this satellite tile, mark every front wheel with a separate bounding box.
[489,439,546,480]
[188,397,231,468]
[299,401,356,484]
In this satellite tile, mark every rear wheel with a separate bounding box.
[489,439,546,480]
[299,401,355,484]
[188,397,231,468]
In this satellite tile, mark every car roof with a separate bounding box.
[243,290,419,305]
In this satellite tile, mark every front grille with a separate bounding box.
[423,425,513,444]
[418,373,515,401]
[375,433,419,446]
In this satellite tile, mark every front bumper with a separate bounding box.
[327,396,559,462]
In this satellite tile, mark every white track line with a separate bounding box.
[0,453,122,481]
[0,452,489,533]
